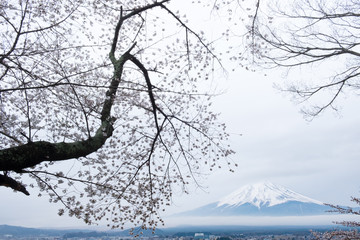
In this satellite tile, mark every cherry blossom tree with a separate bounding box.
[312,197,360,239]
[0,0,234,229]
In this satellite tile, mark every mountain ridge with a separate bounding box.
[175,182,332,217]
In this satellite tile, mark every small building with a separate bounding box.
[194,233,205,240]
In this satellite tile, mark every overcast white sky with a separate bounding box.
[1,0,360,230]
[168,68,360,212]
[1,66,359,229]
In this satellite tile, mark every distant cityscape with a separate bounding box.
[0,233,316,240]
[0,224,336,240]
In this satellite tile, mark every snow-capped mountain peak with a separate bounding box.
[217,181,323,209]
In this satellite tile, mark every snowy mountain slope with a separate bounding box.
[217,181,323,208]
[175,182,332,217]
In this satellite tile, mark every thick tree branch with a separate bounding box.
[0,119,114,171]
[0,174,29,195]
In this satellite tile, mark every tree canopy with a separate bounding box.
[245,0,360,118]
[0,0,235,229]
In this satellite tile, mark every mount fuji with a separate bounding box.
[176,182,332,216]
